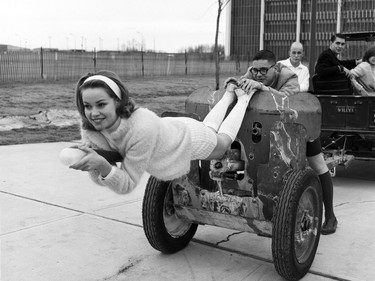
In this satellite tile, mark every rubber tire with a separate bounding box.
[272,168,323,281]
[142,176,198,254]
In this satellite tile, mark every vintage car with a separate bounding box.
[142,87,323,281]
[316,92,375,160]
[312,32,375,173]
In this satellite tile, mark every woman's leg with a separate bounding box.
[203,87,236,132]
[207,89,252,159]
[307,153,337,235]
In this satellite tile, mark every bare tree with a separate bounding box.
[214,0,231,90]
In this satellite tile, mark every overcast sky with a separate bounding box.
[2,0,227,52]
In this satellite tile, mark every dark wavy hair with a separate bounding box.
[252,49,277,64]
[75,70,136,131]
[330,33,346,42]
[363,45,375,63]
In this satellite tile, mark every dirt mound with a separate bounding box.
[0,109,80,131]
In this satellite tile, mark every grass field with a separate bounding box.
[0,75,220,145]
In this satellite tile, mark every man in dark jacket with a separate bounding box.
[315,33,360,80]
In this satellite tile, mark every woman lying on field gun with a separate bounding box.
[63,70,254,194]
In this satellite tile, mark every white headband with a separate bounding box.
[83,75,122,100]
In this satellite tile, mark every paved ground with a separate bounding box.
[1,142,374,281]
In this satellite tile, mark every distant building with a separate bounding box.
[0,44,24,52]
[0,44,61,53]
[32,47,59,52]
[225,0,375,60]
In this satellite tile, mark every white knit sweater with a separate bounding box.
[350,61,375,94]
[82,108,195,194]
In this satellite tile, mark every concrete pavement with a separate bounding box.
[1,142,375,281]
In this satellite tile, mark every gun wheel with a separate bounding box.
[142,176,198,254]
[272,168,323,281]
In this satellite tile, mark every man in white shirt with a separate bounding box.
[278,42,310,92]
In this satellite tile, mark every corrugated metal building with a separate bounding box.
[226,0,375,62]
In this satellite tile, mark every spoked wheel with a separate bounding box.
[142,176,198,254]
[272,168,322,281]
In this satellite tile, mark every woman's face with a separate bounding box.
[82,87,120,132]
[368,55,375,66]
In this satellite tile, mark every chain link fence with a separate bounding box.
[0,49,249,82]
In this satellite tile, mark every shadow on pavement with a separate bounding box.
[336,159,375,181]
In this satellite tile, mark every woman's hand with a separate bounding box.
[69,145,112,177]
